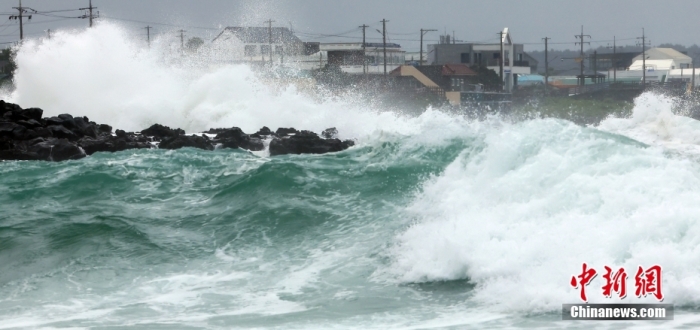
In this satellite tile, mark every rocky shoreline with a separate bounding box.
[0,100,354,161]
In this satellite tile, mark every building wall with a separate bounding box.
[427,43,535,69]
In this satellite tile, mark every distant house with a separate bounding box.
[318,42,406,74]
[588,52,638,72]
[211,26,311,63]
[390,63,480,105]
[629,48,692,70]
[427,28,536,92]
[612,47,694,83]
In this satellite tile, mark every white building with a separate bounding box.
[210,26,307,63]
[612,48,693,83]
[314,42,406,74]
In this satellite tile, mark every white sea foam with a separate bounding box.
[6,19,700,327]
[599,92,700,154]
[386,117,700,312]
[5,22,424,140]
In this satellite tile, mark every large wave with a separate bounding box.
[6,22,416,137]
[4,19,700,327]
[384,94,700,313]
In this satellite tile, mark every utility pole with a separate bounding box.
[420,28,437,66]
[10,0,35,41]
[498,31,505,89]
[593,50,598,83]
[178,29,185,49]
[607,36,617,82]
[543,37,550,96]
[360,24,368,74]
[693,60,696,92]
[575,26,591,86]
[265,19,275,65]
[381,19,388,76]
[79,0,98,28]
[145,26,151,47]
[637,28,651,89]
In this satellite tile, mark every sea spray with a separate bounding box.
[2,20,700,329]
[6,22,413,138]
[384,104,700,313]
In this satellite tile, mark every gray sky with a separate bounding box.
[2,0,699,52]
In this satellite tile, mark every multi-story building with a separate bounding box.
[211,26,311,63]
[426,28,537,91]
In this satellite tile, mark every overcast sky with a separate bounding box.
[2,0,699,53]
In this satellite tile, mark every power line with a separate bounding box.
[575,25,591,86]
[78,0,98,27]
[101,16,220,30]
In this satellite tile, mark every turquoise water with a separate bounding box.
[2,112,700,329]
[3,23,700,329]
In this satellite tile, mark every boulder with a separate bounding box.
[275,127,298,136]
[159,135,213,150]
[213,127,264,151]
[253,126,273,137]
[269,130,354,156]
[29,138,86,161]
[16,119,42,128]
[141,124,185,140]
[203,127,231,134]
[98,124,112,135]
[45,116,64,126]
[57,114,76,129]
[47,125,78,140]
[22,108,43,121]
[0,122,23,137]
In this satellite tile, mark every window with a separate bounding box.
[260,45,271,55]
[493,52,500,59]
[275,46,284,54]
[244,45,257,56]
[461,53,470,63]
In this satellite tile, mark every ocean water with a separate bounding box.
[2,23,700,329]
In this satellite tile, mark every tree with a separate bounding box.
[186,37,204,51]
[0,48,16,79]
[469,65,503,91]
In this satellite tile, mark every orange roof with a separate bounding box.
[442,64,477,76]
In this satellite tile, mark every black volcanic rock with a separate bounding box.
[269,130,354,156]
[23,108,43,121]
[78,135,151,155]
[57,114,76,130]
[141,124,185,140]
[203,127,230,134]
[47,125,77,140]
[213,127,264,151]
[45,116,64,126]
[0,100,354,161]
[73,117,99,138]
[159,134,213,150]
[250,126,275,138]
[29,138,86,161]
[98,124,112,134]
[275,127,298,136]
[17,119,42,129]
[0,122,23,137]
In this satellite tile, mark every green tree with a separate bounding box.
[186,37,204,51]
[0,48,16,79]
[469,65,503,91]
